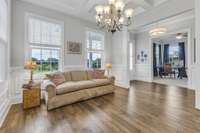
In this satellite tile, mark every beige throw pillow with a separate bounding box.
[93,69,105,79]
[46,72,65,86]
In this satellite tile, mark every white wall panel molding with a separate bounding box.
[9,67,25,104]
[0,81,11,127]
[194,0,200,110]
[110,28,131,89]
[0,95,11,127]
[0,0,12,127]
[111,65,130,89]
[133,64,152,82]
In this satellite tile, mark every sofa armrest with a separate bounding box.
[41,80,56,99]
[105,76,115,85]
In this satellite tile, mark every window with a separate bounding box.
[0,0,8,81]
[169,45,180,67]
[86,31,104,69]
[27,15,63,75]
[31,47,60,73]
[155,45,160,67]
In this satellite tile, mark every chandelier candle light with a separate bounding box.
[95,0,134,33]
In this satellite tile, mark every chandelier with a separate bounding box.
[95,0,134,33]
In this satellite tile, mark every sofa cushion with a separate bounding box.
[63,72,72,81]
[93,70,105,79]
[71,71,88,81]
[86,70,94,80]
[56,80,97,95]
[92,79,111,86]
[46,72,66,86]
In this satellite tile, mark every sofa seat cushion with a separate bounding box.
[56,80,97,95]
[92,79,111,86]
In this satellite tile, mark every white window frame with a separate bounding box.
[25,13,64,73]
[0,0,8,82]
[86,29,105,69]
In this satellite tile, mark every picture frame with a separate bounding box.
[65,41,82,54]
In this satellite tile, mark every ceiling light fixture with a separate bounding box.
[149,27,167,37]
[176,33,183,39]
[95,0,134,34]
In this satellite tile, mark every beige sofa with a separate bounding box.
[42,70,115,110]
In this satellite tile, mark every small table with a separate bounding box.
[23,83,41,109]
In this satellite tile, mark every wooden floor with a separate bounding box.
[1,81,200,133]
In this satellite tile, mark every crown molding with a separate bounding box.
[130,9,195,33]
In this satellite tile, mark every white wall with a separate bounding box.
[0,0,12,127]
[10,0,112,103]
[110,28,131,88]
[134,32,152,82]
[194,0,200,110]
[11,0,111,68]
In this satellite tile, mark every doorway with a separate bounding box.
[151,31,191,88]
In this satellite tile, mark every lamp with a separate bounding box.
[24,60,37,85]
[106,63,112,76]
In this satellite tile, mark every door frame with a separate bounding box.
[149,28,193,89]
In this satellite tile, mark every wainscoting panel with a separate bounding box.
[10,67,26,104]
[134,64,152,82]
[111,65,130,88]
[190,65,200,109]
[0,81,11,127]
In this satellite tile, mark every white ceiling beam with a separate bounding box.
[131,0,154,10]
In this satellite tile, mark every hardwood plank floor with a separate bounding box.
[1,81,200,133]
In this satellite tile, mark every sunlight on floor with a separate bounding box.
[153,78,188,88]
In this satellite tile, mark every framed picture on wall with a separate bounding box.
[65,41,82,54]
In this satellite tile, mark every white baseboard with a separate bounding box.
[11,95,22,105]
[133,77,153,83]
[115,82,130,89]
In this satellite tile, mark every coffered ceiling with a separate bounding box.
[19,0,169,22]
